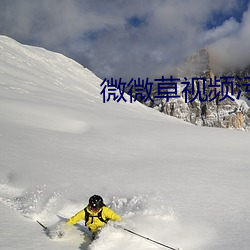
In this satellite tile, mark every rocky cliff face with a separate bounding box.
[145,49,250,130]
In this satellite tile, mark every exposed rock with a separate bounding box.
[146,49,250,130]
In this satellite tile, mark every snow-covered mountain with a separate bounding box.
[148,49,250,130]
[0,36,250,250]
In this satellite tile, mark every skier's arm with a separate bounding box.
[104,207,122,222]
[67,209,85,225]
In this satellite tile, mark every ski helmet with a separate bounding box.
[89,195,104,210]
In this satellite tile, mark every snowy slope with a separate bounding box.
[0,36,250,250]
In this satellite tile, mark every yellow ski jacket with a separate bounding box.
[67,206,121,233]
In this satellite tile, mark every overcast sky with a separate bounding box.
[0,0,249,80]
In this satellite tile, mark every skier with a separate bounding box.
[66,194,121,239]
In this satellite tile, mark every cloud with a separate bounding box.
[208,3,250,71]
[201,18,240,45]
[0,0,249,79]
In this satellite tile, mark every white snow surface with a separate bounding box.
[0,35,249,250]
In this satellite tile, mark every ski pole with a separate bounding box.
[122,227,180,250]
[37,220,48,231]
